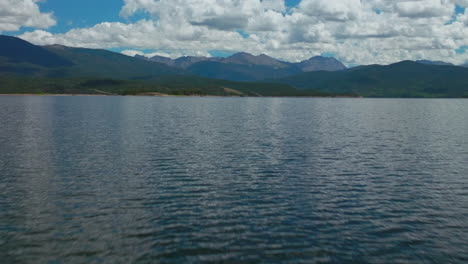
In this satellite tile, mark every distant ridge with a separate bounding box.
[136,54,176,67]
[296,56,346,72]
[222,52,289,68]
[415,60,453,66]
[175,56,221,68]
[0,35,73,67]
[270,60,468,98]
[42,44,181,78]
[137,52,346,72]
[136,52,347,81]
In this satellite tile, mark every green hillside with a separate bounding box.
[0,75,330,97]
[43,45,181,78]
[272,61,468,98]
[0,35,73,67]
[0,35,181,79]
[187,61,302,81]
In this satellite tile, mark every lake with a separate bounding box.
[0,96,467,263]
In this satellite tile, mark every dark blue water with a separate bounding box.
[0,96,467,263]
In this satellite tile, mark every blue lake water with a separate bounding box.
[0,96,467,263]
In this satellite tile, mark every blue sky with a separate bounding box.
[25,0,465,35]
[41,0,122,32]
[31,0,302,34]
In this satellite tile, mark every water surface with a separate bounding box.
[0,96,467,263]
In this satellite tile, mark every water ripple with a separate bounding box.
[0,96,467,263]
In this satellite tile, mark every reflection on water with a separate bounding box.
[1,96,467,263]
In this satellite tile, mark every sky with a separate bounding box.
[1,0,468,66]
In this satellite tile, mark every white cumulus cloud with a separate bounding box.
[395,0,453,18]
[0,0,55,32]
[16,0,468,66]
[297,0,364,21]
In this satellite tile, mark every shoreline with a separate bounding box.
[0,93,363,98]
[0,94,110,96]
[1,94,465,99]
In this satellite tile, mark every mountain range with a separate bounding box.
[0,35,311,96]
[137,52,346,71]
[136,52,346,81]
[1,35,467,98]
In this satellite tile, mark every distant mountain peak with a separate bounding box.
[133,54,219,68]
[134,54,148,59]
[296,56,346,72]
[387,60,422,68]
[393,60,417,64]
[226,52,260,61]
[304,56,342,62]
[151,55,171,59]
[44,44,69,50]
[147,55,175,67]
[175,56,221,68]
[230,52,252,57]
[223,52,289,68]
[132,50,348,76]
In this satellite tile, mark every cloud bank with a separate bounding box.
[0,0,55,32]
[13,0,468,65]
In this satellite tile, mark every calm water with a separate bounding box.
[0,96,467,263]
